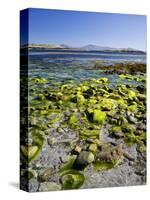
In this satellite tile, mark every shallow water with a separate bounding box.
[28,50,146,85]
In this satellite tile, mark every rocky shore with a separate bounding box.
[20,62,146,192]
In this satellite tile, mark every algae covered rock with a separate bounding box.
[93,110,107,124]
[100,98,116,111]
[34,77,47,84]
[98,77,108,83]
[89,143,98,154]
[59,155,77,173]
[77,94,86,106]
[79,129,100,139]
[21,145,39,163]
[60,170,85,190]
[68,113,78,126]
[94,143,123,171]
[21,131,44,163]
[111,126,124,138]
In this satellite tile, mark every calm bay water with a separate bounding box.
[28,50,146,84]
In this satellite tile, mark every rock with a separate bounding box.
[73,145,82,154]
[38,168,55,182]
[59,155,77,172]
[68,113,78,125]
[60,170,85,190]
[21,145,40,163]
[136,122,146,131]
[123,152,135,161]
[93,110,107,124]
[135,169,146,176]
[38,182,61,192]
[74,151,95,170]
[77,94,86,105]
[127,115,137,123]
[128,161,135,166]
[47,138,56,145]
[128,90,136,100]
[89,143,97,154]
[79,129,100,139]
[28,178,39,192]
[95,143,123,165]
[136,85,145,93]
[111,126,124,138]
[98,77,108,83]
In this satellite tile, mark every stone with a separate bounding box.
[60,170,85,190]
[111,126,124,138]
[93,110,107,124]
[74,151,95,170]
[89,143,97,154]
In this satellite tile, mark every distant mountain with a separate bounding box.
[21,43,146,54]
[59,44,72,49]
[80,44,115,51]
[80,44,144,53]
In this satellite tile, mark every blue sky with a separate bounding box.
[26,8,146,50]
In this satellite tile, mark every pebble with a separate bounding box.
[127,115,137,123]
[123,152,135,161]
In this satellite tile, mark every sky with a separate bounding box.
[21,8,146,51]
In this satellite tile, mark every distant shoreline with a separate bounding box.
[20,44,146,55]
[21,47,146,55]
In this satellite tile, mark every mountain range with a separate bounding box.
[21,43,146,53]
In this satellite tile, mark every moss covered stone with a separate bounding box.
[60,170,85,190]
[93,110,107,124]
[111,126,124,138]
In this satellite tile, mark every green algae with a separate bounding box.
[26,70,146,187]
[21,131,44,163]
[60,170,85,190]
[34,77,47,84]
[92,110,107,124]
[68,113,78,126]
[79,129,100,139]
[21,145,40,163]
[89,143,98,154]
[59,155,77,173]
[93,160,117,171]
[111,126,123,138]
